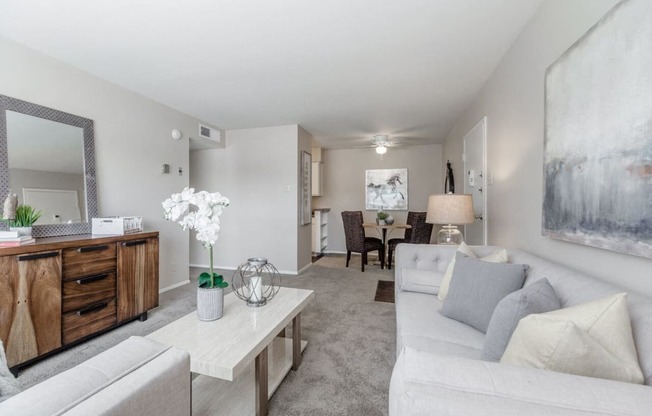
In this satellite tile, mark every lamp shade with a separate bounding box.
[426,194,474,225]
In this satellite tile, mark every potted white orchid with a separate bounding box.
[163,187,230,321]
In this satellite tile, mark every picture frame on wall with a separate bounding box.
[365,168,408,210]
[542,0,652,259]
[300,151,312,225]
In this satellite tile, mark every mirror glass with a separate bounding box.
[6,111,86,225]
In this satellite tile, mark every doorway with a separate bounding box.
[463,117,487,245]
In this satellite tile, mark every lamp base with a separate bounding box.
[437,225,464,245]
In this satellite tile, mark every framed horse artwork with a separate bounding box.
[365,168,408,210]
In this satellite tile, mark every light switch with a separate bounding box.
[178,167,183,176]
[162,164,170,174]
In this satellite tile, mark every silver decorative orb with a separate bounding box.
[232,257,281,307]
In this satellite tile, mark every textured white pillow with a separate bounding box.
[501,293,644,384]
[437,242,508,301]
[0,341,21,402]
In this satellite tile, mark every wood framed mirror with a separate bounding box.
[0,95,98,237]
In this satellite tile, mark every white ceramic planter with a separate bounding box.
[197,287,224,321]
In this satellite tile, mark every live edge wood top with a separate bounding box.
[0,231,159,256]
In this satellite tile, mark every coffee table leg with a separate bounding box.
[255,347,268,416]
[292,313,301,371]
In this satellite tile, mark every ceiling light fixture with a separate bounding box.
[373,134,389,154]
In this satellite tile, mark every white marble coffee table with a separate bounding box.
[147,287,315,416]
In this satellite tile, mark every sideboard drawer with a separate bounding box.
[62,244,117,279]
[62,272,117,313]
[62,298,117,345]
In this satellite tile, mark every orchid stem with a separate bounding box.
[209,245,214,288]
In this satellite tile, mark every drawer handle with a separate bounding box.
[122,240,146,247]
[77,245,109,253]
[18,252,58,261]
[76,274,109,285]
[77,301,108,316]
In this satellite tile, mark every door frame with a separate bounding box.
[463,116,488,245]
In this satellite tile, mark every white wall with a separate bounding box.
[443,0,652,297]
[0,36,201,291]
[189,125,307,274]
[315,144,443,253]
[9,168,86,218]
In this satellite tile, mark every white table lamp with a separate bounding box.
[426,194,475,245]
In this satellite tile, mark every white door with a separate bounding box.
[463,117,487,245]
[23,188,82,225]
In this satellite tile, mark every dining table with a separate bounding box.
[363,223,412,268]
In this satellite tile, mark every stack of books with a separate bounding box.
[0,231,36,247]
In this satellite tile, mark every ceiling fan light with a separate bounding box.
[376,145,387,154]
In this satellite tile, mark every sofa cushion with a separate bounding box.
[438,242,507,301]
[501,293,644,384]
[482,278,561,361]
[0,341,20,403]
[400,268,443,295]
[396,291,484,356]
[0,336,176,415]
[441,253,528,333]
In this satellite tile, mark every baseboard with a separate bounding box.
[189,263,237,271]
[159,279,190,294]
[297,263,313,274]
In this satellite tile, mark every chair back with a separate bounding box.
[341,211,365,252]
[406,211,432,244]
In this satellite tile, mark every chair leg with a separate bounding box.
[387,247,393,270]
[380,248,385,270]
[361,252,366,272]
[346,251,351,267]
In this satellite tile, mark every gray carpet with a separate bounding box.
[16,254,396,415]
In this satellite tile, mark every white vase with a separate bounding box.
[10,226,32,237]
[197,287,224,321]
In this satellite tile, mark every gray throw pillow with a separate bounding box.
[481,278,561,362]
[440,252,529,333]
[0,341,21,403]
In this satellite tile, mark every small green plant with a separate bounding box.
[11,205,41,227]
[199,272,228,289]
[377,211,389,220]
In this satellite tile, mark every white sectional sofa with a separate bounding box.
[0,336,190,416]
[390,244,652,415]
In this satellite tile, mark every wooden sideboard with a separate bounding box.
[0,231,159,370]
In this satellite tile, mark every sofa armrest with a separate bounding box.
[390,347,652,416]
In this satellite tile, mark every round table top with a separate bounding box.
[363,223,412,229]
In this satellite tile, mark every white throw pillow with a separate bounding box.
[400,269,443,295]
[437,242,508,301]
[0,341,21,402]
[501,293,644,384]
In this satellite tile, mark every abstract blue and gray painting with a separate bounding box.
[542,0,652,258]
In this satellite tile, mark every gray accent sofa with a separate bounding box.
[0,336,190,415]
[390,244,652,415]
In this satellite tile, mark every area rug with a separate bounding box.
[374,280,395,303]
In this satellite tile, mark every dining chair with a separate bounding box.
[341,211,385,272]
[387,211,433,270]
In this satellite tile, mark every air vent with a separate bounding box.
[198,123,221,143]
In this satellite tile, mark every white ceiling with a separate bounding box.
[0,0,542,149]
